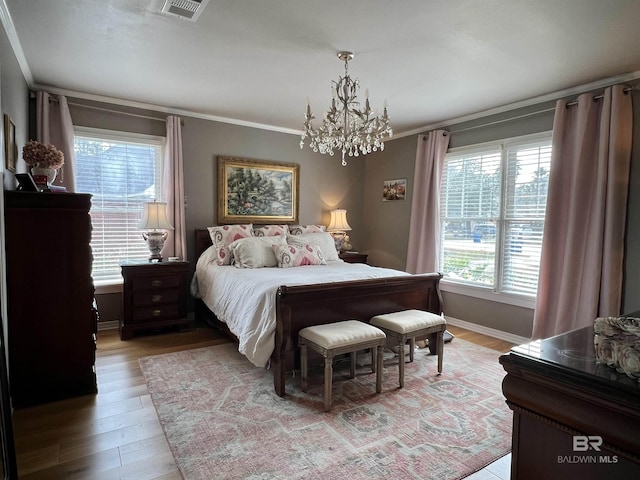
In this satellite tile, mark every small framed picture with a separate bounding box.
[383,178,406,201]
[3,114,17,173]
[15,173,39,192]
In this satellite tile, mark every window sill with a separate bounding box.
[440,280,536,309]
[94,280,123,295]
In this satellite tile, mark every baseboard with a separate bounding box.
[97,312,196,332]
[97,320,119,331]
[445,316,530,346]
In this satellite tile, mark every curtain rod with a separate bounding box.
[565,85,636,107]
[428,106,556,138]
[425,84,638,139]
[45,95,183,124]
[67,101,184,125]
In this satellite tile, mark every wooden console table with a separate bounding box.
[500,326,640,479]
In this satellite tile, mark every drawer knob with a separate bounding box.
[152,294,163,303]
[151,280,163,288]
[152,309,162,317]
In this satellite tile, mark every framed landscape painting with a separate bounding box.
[217,156,299,224]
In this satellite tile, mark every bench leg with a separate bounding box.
[409,337,415,362]
[376,345,383,393]
[300,343,308,392]
[350,351,356,378]
[398,339,405,388]
[371,346,377,373]
[324,356,333,411]
[437,330,444,374]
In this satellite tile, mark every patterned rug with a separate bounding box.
[139,339,512,479]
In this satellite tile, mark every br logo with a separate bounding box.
[573,435,603,452]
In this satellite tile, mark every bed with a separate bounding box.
[192,228,443,397]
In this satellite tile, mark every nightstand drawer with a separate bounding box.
[132,289,180,306]
[131,275,181,291]
[132,304,181,323]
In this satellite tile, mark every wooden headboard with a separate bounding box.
[195,229,213,258]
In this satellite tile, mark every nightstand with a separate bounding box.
[339,252,368,264]
[120,260,190,340]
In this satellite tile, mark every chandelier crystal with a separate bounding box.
[300,51,392,166]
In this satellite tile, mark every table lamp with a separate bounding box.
[327,208,352,252]
[138,201,174,262]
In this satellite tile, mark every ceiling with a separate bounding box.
[5,0,640,137]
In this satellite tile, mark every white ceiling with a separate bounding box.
[5,0,640,136]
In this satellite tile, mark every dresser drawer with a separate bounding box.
[132,289,180,307]
[131,275,181,291]
[132,304,181,323]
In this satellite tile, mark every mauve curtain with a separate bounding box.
[406,130,450,273]
[532,85,633,339]
[161,115,187,260]
[36,91,76,192]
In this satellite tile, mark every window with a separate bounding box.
[440,133,551,300]
[74,127,165,284]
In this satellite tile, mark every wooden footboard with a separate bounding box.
[272,273,443,396]
[193,229,443,397]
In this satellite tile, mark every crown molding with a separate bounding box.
[0,0,33,85]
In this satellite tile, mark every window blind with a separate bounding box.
[440,133,551,297]
[74,128,164,284]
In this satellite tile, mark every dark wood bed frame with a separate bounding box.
[193,229,444,397]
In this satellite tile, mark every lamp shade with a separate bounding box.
[326,209,352,232]
[138,201,174,230]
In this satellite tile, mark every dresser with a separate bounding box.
[4,191,97,408]
[500,325,640,479]
[120,260,190,339]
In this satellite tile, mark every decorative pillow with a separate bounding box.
[207,224,253,265]
[252,224,289,237]
[229,235,286,268]
[288,224,326,235]
[272,244,327,268]
[286,232,340,261]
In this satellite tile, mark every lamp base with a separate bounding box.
[142,230,168,262]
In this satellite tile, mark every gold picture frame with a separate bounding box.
[3,114,17,173]
[217,156,299,224]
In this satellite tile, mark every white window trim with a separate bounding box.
[440,131,551,308]
[75,126,165,147]
[439,279,536,309]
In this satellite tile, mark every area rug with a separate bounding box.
[139,339,512,480]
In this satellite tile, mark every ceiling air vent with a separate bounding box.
[161,0,209,21]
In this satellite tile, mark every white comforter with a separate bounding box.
[192,246,410,367]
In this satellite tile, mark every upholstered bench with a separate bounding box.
[370,309,446,387]
[299,320,386,411]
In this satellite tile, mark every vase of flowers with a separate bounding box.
[22,140,65,185]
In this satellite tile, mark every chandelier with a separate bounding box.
[300,51,392,166]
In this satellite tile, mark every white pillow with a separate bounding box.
[286,232,339,261]
[229,235,286,268]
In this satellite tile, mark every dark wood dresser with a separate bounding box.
[120,260,190,340]
[339,252,368,264]
[500,325,640,479]
[4,191,97,408]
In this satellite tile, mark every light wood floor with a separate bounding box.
[11,324,515,479]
